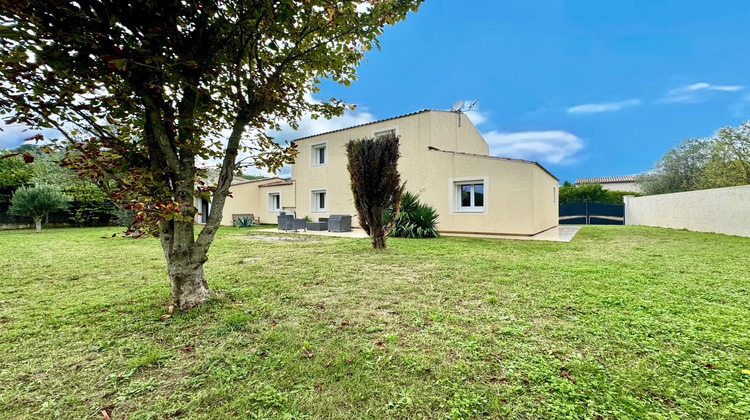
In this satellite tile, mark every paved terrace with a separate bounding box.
[256,225,580,242]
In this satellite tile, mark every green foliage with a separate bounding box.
[388,191,440,238]
[347,134,405,249]
[559,182,639,204]
[235,216,255,228]
[9,185,70,218]
[64,183,117,226]
[0,149,34,204]
[637,121,750,195]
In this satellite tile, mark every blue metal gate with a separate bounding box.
[559,200,624,225]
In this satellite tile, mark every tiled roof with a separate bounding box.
[427,146,558,181]
[575,175,637,184]
[231,177,282,186]
[291,109,449,142]
[258,180,294,188]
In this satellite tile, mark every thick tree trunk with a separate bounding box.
[167,255,211,310]
[34,216,42,232]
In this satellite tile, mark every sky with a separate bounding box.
[3,0,750,184]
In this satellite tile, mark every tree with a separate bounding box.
[9,185,71,232]
[701,122,750,188]
[0,0,422,309]
[635,137,711,195]
[346,134,405,249]
[0,149,34,204]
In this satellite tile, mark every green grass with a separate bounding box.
[1,225,749,419]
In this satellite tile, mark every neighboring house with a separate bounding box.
[203,109,559,236]
[575,175,642,193]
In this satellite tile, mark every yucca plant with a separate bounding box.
[388,191,439,238]
[236,216,255,227]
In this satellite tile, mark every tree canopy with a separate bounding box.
[636,121,750,195]
[0,0,422,309]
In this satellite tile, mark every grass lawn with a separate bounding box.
[1,225,749,419]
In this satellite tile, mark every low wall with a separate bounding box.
[624,185,750,237]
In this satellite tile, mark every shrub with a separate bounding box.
[235,216,255,227]
[388,191,440,238]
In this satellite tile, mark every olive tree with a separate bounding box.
[0,0,422,309]
[9,185,70,232]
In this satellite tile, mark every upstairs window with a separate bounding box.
[456,182,484,211]
[311,143,327,166]
[373,128,396,139]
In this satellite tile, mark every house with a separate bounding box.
[574,175,642,193]
[197,176,295,226]
[207,109,559,236]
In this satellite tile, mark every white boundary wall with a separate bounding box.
[624,185,750,237]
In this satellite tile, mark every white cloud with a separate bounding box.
[482,130,583,164]
[270,108,376,143]
[669,82,744,95]
[662,82,745,104]
[466,109,488,126]
[567,99,640,114]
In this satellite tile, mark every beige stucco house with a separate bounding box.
[206,109,559,236]
[575,175,642,193]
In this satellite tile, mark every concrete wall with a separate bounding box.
[601,181,641,193]
[624,185,750,237]
[291,110,558,235]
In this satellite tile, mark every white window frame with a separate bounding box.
[311,189,328,213]
[310,141,328,167]
[268,192,281,213]
[449,176,488,214]
[371,125,399,139]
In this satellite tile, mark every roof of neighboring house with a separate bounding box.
[575,175,638,184]
[231,176,282,186]
[291,109,452,142]
[427,146,558,181]
[258,180,294,188]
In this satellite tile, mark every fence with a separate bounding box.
[624,185,750,237]
[559,200,624,225]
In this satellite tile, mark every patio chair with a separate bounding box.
[327,215,352,232]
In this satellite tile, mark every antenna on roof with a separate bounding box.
[449,100,479,127]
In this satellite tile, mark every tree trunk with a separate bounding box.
[166,252,211,310]
[34,216,42,232]
[371,230,386,249]
[160,219,211,310]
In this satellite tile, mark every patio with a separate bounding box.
[257,225,580,242]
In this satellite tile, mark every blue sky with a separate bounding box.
[3,0,750,184]
[277,0,750,183]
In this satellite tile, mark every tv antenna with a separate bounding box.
[450,100,479,127]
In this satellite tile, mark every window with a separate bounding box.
[268,193,280,212]
[553,187,556,203]
[311,143,327,166]
[312,190,327,212]
[456,182,484,211]
[373,129,396,139]
[372,126,399,139]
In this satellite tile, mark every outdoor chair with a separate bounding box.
[327,215,352,232]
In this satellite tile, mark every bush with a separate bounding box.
[388,191,439,238]
[559,182,639,205]
[65,183,117,226]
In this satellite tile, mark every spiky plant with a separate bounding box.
[388,191,439,238]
